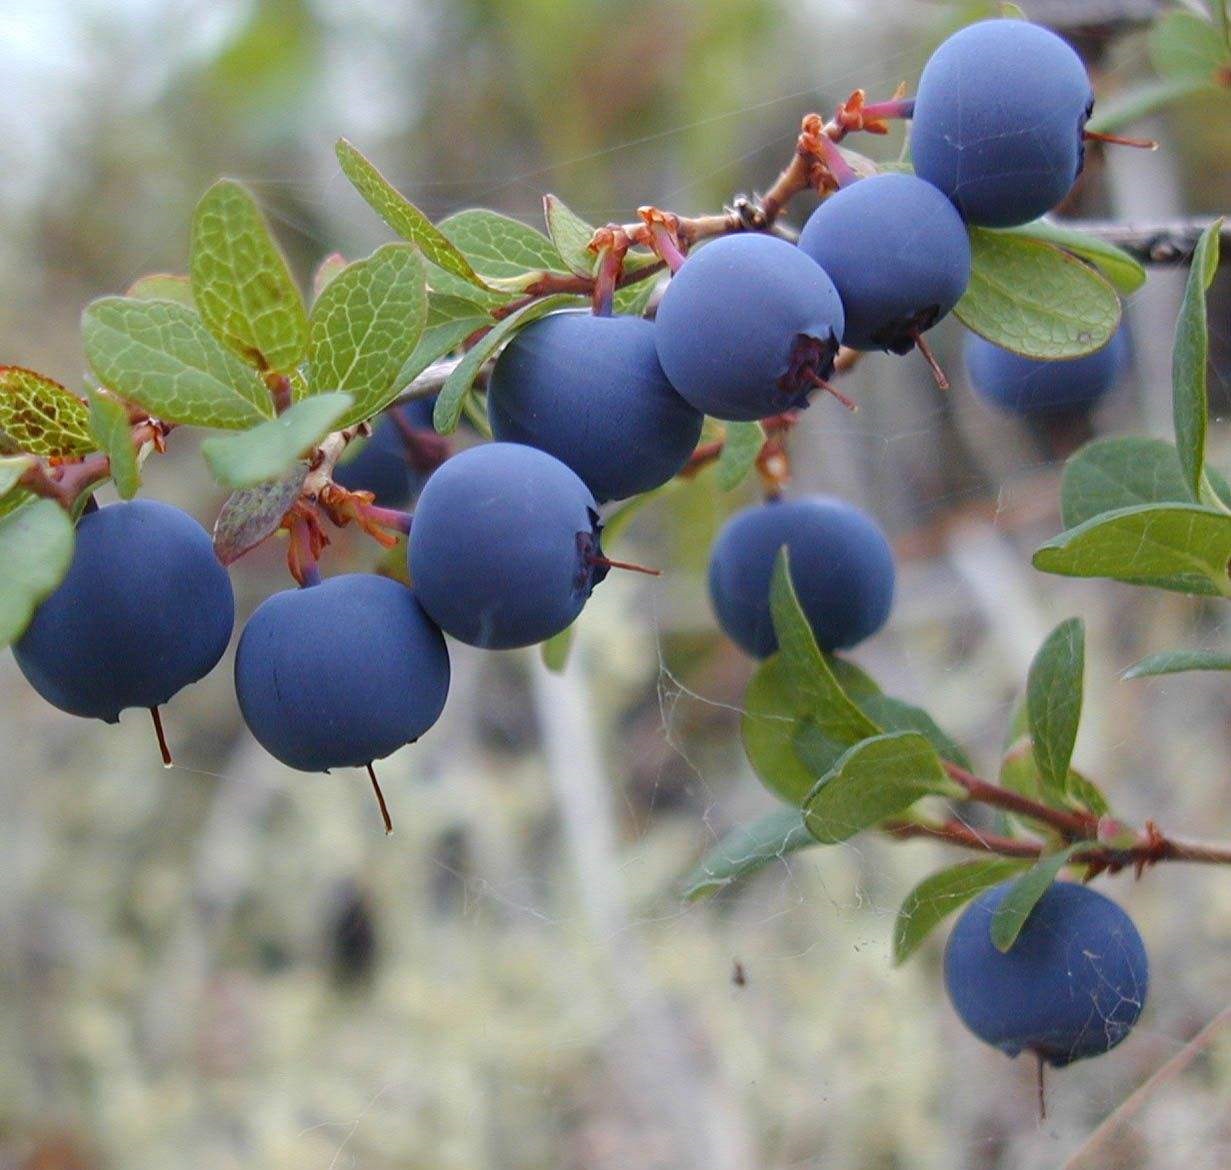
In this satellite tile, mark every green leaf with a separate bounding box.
[955,229,1121,359]
[126,273,195,308]
[1149,10,1231,80]
[892,859,1030,966]
[1034,502,1231,598]
[543,195,598,278]
[82,297,274,429]
[540,625,575,673]
[1003,220,1146,295]
[613,272,662,318]
[213,463,309,565]
[190,179,309,374]
[0,498,75,650]
[0,368,95,457]
[1173,219,1222,504]
[438,208,568,283]
[87,390,140,499]
[335,139,490,291]
[990,845,1084,952]
[743,655,824,803]
[1026,618,1085,799]
[312,253,348,302]
[392,295,492,399]
[858,693,973,771]
[432,293,583,434]
[1124,648,1231,679]
[680,807,815,901]
[1087,77,1216,135]
[803,732,962,845]
[715,421,762,491]
[201,392,352,489]
[308,244,427,428]
[0,455,34,501]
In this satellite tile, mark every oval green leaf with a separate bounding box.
[681,807,815,901]
[1026,618,1085,800]
[87,390,140,499]
[0,498,75,650]
[0,367,95,458]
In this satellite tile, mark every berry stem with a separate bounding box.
[804,369,859,411]
[1036,1055,1047,1124]
[588,554,661,577]
[910,330,950,390]
[366,762,394,835]
[1083,128,1158,151]
[149,706,173,768]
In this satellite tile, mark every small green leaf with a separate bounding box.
[803,731,961,845]
[190,179,309,374]
[858,692,973,771]
[1149,10,1231,80]
[201,393,352,489]
[1034,503,1231,597]
[1087,77,1217,135]
[308,244,427,428]
[213,463,309,564]
[1124,648,1231,679]
[87,390,140,499]
[392,295,492,399]
[0,498,75,650]
[438,208,568,281]
[1027,618,1085,799]
[335,139,491,290]
[990,845,1084,952]
[0,455,34,500]
[715,421,763,491]
[1004,220,1146,295]
[432,293,583,434]
[956,229,1121,359]
[311,253,348,302]
[892,859,1030,966]
[743,655,823,803]
[540,625,575,673]
[613,272,662,317]
[1173,219,1222,504]
[543,195,598,278]
[126,273,195,308]
[82,297,274,429]
[680,807,815,901]
[0,368,95,457]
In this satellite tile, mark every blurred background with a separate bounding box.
[2,1,1230,1167]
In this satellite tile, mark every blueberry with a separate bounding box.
[965,325,1129,416]
[944,881,1148,1067]
[487,311,703,503]
[13,499,235,722]
[334,397,438,507]
[797,173,971,353]
[654,233,846,421]
[234,573,450,772]
[708,496,895,657]
[408,442,607,649]
[911,20,1094,228]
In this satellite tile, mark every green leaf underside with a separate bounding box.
[716,421,763,491]
[308,244,427,429]
[391,296,493,398]
[681,807,815,901]
[543,195,598,278]
[202,393,352,489]
[82,297,274,429]
[990,844,1085,952]
[540,625,575,673]
[613,271,662,317]
[126,273,196,308]
[803,731,961,845]
[1026,618,1085,799]
[433,293,584,434]
[0,499,75,650]
[1149,10,1231,80]
[1005,219,1145,294]
[0,368,95,458]
[438,208,569,281]
[1033,502,1231,597]
[334,139,489,290]
[1173,220,1222,504]
[892,859,1031,966]
[212,463,310,565]
[857,692,973,772]
[87,391,140,499]
[1060,436,1231,528]
[956,229,1121,359]
[190,179,309,374]
[1124,649,1231,678]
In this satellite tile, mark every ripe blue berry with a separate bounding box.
[408,442,607,649]
[911,20,1094,228]
[487,311,703,503]
[965,326,1128,416]
[334,397,438,507]
[708,496,895,658]
[234,574,450,772]
[654,233,846,421]
[944,880,1148,1067]
[13,499,235,722]
[797,174,971,353]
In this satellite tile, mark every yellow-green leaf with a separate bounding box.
[0,368,95,457]
[87,390,140,499]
